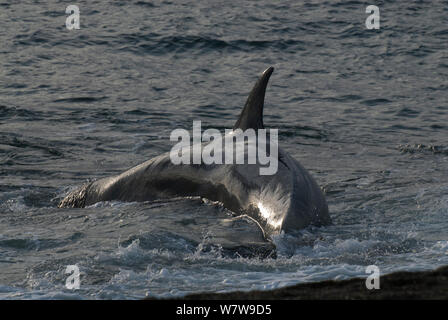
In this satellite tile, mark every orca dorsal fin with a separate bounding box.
[233,67,274,131]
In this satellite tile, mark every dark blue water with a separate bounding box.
[1,0,447,299]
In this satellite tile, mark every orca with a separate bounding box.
[59,67,331,237]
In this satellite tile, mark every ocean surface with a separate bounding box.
[1,0,447,299]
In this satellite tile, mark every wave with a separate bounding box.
[398,144,448,155]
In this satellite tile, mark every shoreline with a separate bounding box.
[174,265,448,300]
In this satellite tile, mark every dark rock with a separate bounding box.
[176,265,448,300]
